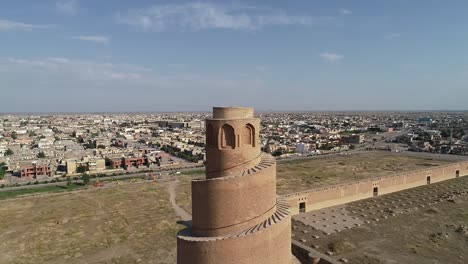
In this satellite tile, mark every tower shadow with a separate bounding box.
[177,220,192,228]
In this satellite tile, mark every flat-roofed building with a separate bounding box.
[20,163,51,178]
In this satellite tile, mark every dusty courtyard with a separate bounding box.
[276,151,456,194]
[292,175,468,264]
[175,151,458,215]
[0,181,181,264]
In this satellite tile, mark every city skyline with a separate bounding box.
[2,0,468,112]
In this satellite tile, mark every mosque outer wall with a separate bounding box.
[285,161,468,215]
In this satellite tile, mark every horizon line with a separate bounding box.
[1,109,468,115]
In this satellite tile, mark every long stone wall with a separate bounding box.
[284,161,468,215]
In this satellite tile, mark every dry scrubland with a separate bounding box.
[174,175,200,215]
[293,176,468,264]
[0,182,181,264]
[0,152,459,264]
[175,152,455,212]
[276,152,453,194]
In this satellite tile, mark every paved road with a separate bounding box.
[397,150,468,161]
[357,128,411,150]
[277,129,412,162]
[0,165,204,192]
[0,181,72,192]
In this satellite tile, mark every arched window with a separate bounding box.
[206,123,216,147]
[221,124,235,149]
[242,123,255,147]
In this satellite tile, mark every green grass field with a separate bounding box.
[180,169,204,176]
[0,184,83,200]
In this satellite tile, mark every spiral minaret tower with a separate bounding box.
[177,107,291,264]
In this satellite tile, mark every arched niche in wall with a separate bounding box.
[221,124,235,149]
[242,123,255,147]
[206,123,216,147]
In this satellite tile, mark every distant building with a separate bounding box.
[110,158,123,169]
[20,163,52,178]
[367,126,382,133]
[188,121,204,129]
[124,157,146,168]
[86,157,106,173]
[296,143,309,154]
[342,134,365,144]
[110,156,147,169]
[155,121,189,129]
[65,157,105,174]
[66,159,78,174]
[417,117,433,124]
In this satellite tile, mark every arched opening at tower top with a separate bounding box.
[242,124,255,147]
[221,124,235,149]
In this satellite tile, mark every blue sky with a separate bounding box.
[1,0,467,112]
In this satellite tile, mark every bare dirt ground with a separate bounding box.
[0,181,182,264]
[276,151,454,194]
[0,152,461,264]
[174,175,202,215]
[175,152,456,210]
[0,178,302,264]
[292,175,468,264]
[168,180,191,221]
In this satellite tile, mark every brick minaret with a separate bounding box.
[177,107,291,264]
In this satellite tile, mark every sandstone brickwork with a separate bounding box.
[177,107,292,264]
[285,161,468,214]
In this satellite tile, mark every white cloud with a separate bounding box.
[71,35,110,44]
[320,52,344,62]
[255,65,269,73]
[0,19,53,31]
[0,57,265,90]
[48,57,71,63]
[116,2,333,31]
[168,63,188,69]
[1,57,147,81]
[384,33,401,40]
[56,0,79,15]
[0,56,268,112]
[339,9,352,15]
